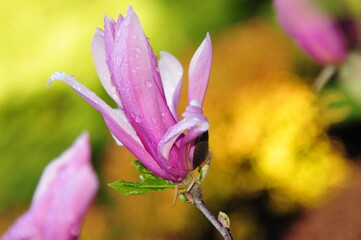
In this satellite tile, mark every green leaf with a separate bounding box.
[178,192,194,204]
[218,211,231,228]
[132,160,159,179]
[108,160,175,195]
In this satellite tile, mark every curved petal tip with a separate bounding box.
[48,72,75,88]
[188,33,213,105]
[126,5,135,16]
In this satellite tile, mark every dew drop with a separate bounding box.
[71,227,80,236]
[161,112,166,121]
[146,81,153,87]
[135,115,142,123]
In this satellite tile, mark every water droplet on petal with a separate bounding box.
[71,227,80,236]
[135,115,142,123]
[161,112,167,122]
[146,81,153,87]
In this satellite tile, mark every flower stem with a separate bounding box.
[188,182,233,240]
[313,65,336,92]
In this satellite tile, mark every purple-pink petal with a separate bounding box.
[112,7,176,158]
[92,29,122,107]
[2,133,98,240]
[275,0,347,64]
[110,108,133,146]
[103,14,117,80]
[47,73,170,179]
[158,51,183,120]
[188,33,212,106]
[158,104,209,173]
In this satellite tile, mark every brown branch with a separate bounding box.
[188,182,233,240]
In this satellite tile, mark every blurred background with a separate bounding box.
[1,0,361,239]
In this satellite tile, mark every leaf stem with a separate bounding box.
[188,182,233,240]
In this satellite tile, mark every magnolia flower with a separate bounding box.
[274,0,348,64]
[48,7,212,183]
[1,133,98,240]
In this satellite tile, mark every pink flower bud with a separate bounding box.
[2,133,98,240]
[275,0,348,64]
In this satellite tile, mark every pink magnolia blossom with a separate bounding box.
[48,7,212,183]
[1,133,98,240]
[275,0,348,64]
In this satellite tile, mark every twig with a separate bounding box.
[188,182,233,240]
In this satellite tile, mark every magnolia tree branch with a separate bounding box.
[188,182,233,240]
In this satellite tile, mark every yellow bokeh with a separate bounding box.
[205,20,350,213]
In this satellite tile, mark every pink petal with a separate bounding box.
[104,14,126,99]
[274,0,347,64]
[34,133,97,240]
[188,33,212,106]
[159,51,183,120]
[112,7,176,157]
[32,133,92,204]
[145,36,167,100]
[158,104,209,174]
[1,213,39,240]
[92,29,122,107]
[48,72,169,179]
[2,133,98,240]
[110,108,133,146]
[103,14,117,78]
